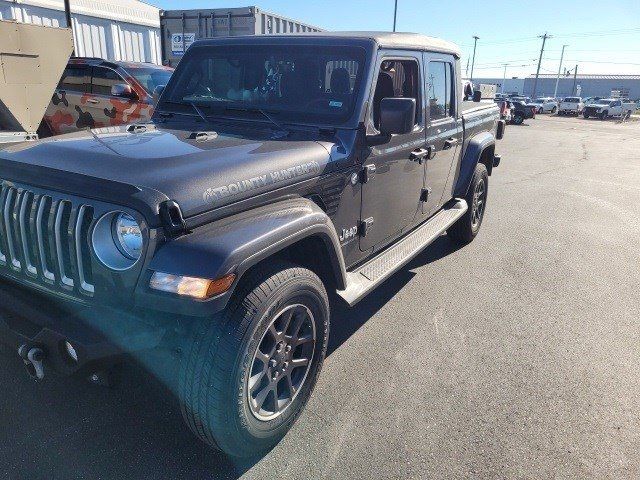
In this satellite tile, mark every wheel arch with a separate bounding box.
[454,132,495,197]
[144,197,348,315]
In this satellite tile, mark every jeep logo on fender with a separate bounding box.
[203,161,321,205]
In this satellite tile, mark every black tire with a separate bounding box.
[583,112,589,119]
[599,111,608,120]
[512,113,524,125]
[178,261,329,458]
[551,106,557,114]
[447,163,489,244]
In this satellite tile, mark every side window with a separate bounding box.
[58,66,87,93]
[372,58,421,129]
[91,66,125,96]
[427,61,453,121]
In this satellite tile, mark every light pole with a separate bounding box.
[393,0,398,32]
[470,35,479,83]
[553,44,568,99]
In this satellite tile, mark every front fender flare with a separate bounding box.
[454,132,495,197]
[141,198,347,315]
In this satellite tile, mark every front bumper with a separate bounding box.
[0,278,171,376]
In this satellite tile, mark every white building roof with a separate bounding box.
[12,0,160,27]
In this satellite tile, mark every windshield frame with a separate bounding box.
[156,38,376,129]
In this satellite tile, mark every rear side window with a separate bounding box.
[58,67,87,92]
[91,66,125,96]
[427,61,453,121]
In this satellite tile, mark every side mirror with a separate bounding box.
[111,83,136,99]
[473,90,482,102]
[367,98,416,146]
[379,97,416,135]
[152,85,166,106]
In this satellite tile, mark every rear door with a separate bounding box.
[44,65,89,134]
[359,53,427,251]
[422,54,462,216]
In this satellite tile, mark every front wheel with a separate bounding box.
[448,163,489,244]
[512,113,524,125]
[179,261,329,457]
[551,106,557,114]
[599,111,608,120]
[583,112,589,119]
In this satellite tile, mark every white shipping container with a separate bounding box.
[0,0,162,64]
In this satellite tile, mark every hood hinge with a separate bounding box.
[159,200,189,236]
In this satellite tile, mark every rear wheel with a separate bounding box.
[583,112,589,119]
[551,106,557,114]
[179,261,329,457]
[448,163,488,244]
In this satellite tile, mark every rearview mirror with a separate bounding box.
[152,85,166,106]
[111,83,136,99]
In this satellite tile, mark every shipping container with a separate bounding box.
[160,6,323,67]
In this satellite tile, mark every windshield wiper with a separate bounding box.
[221,105,290,136]
[189,102,215,125]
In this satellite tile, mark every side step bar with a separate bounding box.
[337,199,468,306]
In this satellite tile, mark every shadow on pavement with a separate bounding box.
[0,235,461,479]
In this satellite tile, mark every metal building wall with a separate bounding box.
[0,0,162,64]
[523,77,640,99]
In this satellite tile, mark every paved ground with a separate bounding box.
[2,115,640,479]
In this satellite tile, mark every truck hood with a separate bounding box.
[0,122,334,221]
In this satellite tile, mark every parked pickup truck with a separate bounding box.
[558,96,584,116]
[0,32,504,457]
[583,98,635,120]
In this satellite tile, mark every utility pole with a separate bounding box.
[532,32,551,99]
[63,0,74,56]
[393,0,398,32]
[501,63,508,93]
[470,36,479,83]
[572,65,578,95]
[465,56,469,77]
[553,44,568,99]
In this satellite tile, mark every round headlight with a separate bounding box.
[112,213,142,260]
[92,211,144,271]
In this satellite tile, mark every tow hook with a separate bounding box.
[18,345,46,381]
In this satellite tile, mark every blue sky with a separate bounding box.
[151,0,640,78]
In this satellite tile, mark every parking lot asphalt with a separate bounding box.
[2,115,640,479]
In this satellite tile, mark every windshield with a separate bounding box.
[162,45,366,124]
[128,67,173,94]
[563,97,579,102]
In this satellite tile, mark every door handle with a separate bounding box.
[443,137,458,150]
[410,148,430,164]
[86,98,100,104]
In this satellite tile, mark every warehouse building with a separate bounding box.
[0,0,162,64]
[160,6,323,66]
[522,74,640,99]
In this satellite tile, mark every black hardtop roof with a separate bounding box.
[193,31,461,57]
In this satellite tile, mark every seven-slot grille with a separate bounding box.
[0,181,95,296]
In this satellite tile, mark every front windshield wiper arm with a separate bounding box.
[221,105,290,136]
[189,102,215,126]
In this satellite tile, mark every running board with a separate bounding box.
[337,199,468,306]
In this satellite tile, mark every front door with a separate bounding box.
[422,54,462,216]
[360,55,427,251]
[44,65,90,135]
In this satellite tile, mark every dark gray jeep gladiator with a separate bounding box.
[0,32,504,457]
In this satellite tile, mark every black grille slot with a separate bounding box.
[0,180,96,297]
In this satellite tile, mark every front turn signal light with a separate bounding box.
[149,272,236,299]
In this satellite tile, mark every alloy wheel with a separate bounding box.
[247,304,316,421]
[471,178,486,229]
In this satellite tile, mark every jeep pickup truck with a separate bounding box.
[0,32,504,457]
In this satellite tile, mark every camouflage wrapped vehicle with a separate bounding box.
[41,58,173,136]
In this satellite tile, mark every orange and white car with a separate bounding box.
[41,58,173,136]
